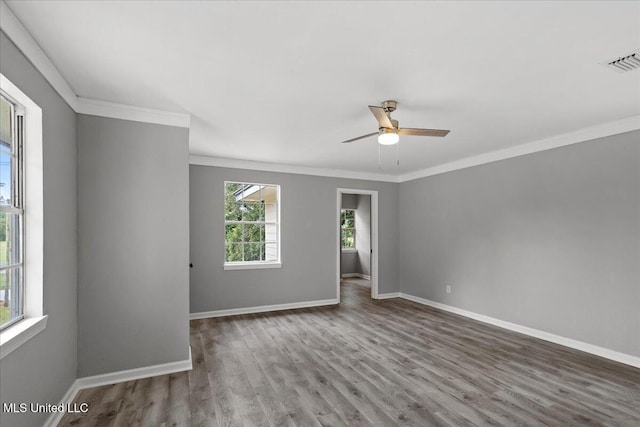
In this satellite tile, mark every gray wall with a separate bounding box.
[355,195,371,276]
[77,115,190,376]
[340,252,358,275]
[0,31,78,427]
[399,131,640,357]
[341,194,357,210]
[190,166,399,312]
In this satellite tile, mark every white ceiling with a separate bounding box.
[5,1,640,177]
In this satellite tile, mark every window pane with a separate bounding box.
[264,242,277,261]
[244,243,263,262]
[0,267,22,328]
[225,182,243,220]
[225,243,243,262]
[0,213,20,267]
[243,224,264,243]
[225,223,242,243]
[225,202,242,221]
[264,204,277,222]
[242,202,263,222]
[0,96,13,208]
[342,229,355,248]
[265,224,277,244]
[225,182,242,195]
[0,96,12,150]
[262,185,277,204]
[0,149,12,207]
[341,210,355,228]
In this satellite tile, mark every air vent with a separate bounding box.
[603,50,640,73]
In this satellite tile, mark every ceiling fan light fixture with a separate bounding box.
[341,100,449,144]
[378,129,399,145]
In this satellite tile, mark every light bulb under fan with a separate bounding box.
[377,128,399,145]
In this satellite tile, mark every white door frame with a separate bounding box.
[336,188,379,301]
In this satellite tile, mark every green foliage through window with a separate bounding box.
[341,209,355,249]
[225,182,279,263]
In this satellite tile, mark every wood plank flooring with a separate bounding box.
[59,279,640,426]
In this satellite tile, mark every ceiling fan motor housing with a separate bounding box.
[381,120,399,131]
[381,100,397,113]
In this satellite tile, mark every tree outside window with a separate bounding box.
[224,182,279,263]
[341,209,355,249]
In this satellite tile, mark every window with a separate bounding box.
[0,94,23,330]
[341,209,355,250]
[224,182,280,269]
[1,74,45,360]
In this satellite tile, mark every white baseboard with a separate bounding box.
[399,293,640,369]
[377,292,400,299]
[75,348,193,389]
[43,347,193,427]
[341,273,371,280]
[190,298,339,320]
[42,379,81,427]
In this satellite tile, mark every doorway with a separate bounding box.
[336,188,379,301]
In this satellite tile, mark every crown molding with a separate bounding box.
[76,97,191,128]
[399,115,640,182]
[0,0,77,109]
[190,155,401,183]
[191,114,638,183]
[0,0,190,128]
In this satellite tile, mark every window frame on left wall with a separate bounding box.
[0,74,46,360]
[0,92,25,331]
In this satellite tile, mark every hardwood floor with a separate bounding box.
[59,279,640,426]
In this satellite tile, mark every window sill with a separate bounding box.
[341,248,357,253]
[224,262,282,271]
[0,315,48,359]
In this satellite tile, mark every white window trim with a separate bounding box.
[0,74,45,360]
[223,261,282,271]
[341,248,357,253]
[223,181,281,270]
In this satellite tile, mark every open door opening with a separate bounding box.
[336,188,379,302]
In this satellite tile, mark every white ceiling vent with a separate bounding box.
[603,50,640,73]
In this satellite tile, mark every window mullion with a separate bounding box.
[0,206,23,215]
[0,263,23,271]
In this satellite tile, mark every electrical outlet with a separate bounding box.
[446,285,451,294]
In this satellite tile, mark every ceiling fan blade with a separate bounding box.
[368,106,394,129]
[342,132,378,143]
[398,128,450,137]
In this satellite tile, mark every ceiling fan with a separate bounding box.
[342,100,450,145]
